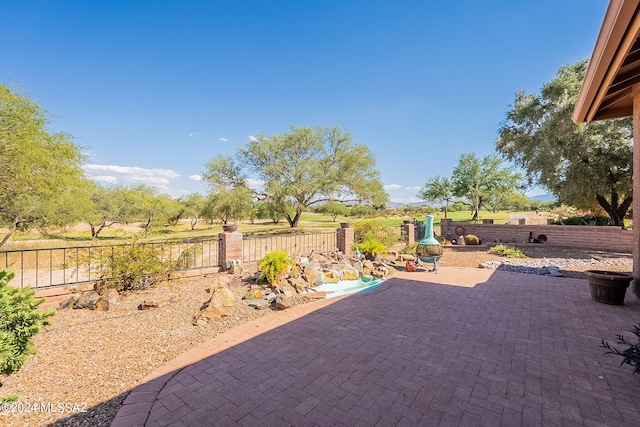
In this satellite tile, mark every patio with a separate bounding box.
[111,267,640,426]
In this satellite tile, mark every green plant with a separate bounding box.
[353,221,400,246]
[552,215,611,226]
[488,244,526,258]
[0,270,54,403]
[464,234,479,245]
[94,237,174,293]
[355,232,387,258]
[258,249,292,285]
[435,235,451,245]
[176,245,203,268]
[400,242,418,256]
[601,324,640,375]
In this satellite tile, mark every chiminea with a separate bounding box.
[416,215,443,272]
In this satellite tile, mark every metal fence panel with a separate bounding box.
[243,232,338,262]
[0,237,221,289]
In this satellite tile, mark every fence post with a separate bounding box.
[337,225,354,256]
[218,229,243,271]
[440,218,452,241]
[403,223,414,245]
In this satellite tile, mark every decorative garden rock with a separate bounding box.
[275,294,291,310]
[73,291,100,310]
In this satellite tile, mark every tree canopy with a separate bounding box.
[0,83,88,246]
[451,153,522,220]
[204,125,388,227]
[496,59,633,226]
[417,176,455,218]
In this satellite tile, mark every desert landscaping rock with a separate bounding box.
[73,291,100,310]
[479,257,632,275]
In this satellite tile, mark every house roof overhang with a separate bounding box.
[573,0,640,123]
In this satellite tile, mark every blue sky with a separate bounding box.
[1,0,608,203]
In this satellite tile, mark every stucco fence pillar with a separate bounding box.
[337,225,354,256]
[218,230,243,271]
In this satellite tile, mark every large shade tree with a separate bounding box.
[204,126,388,227]
[0,83,88,246]
[497,59,633,226]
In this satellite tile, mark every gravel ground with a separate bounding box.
[0,244,633,426]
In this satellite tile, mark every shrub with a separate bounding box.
[355,232,387,258]
[258,249,292,285]
[0,270,54,403]
[176,244,203,269]
[552,215,611,226]
[464,234,479,245]
[435,235,451,245]
[400,243,418,256]
[488,244,526,258]
[601,324,640,375]
[94,237,174,294]
[353,220,400,247]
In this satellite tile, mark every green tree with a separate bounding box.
[497,59,632,226]
[255,201,283,224]
[204,126,388,227]
[180,193,205,230]
[0,83,88,246]
[202,187,254,224]
[452,153,522,220]
[319,201,349,222]
[417,176,455,218]
[503,192,535,211]
[85,185,157,238]
[156,195,185,226]
[0,270,54,403]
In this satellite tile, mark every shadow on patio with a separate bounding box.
[55,268,640,426]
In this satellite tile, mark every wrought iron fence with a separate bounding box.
[0,237,220,289]
[243,232,338,262]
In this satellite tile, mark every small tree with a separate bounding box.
[417,176,455,218]
[452,153,522,220]
[0,270,54,403]
[202,187,254,225]
[321,201,349,222]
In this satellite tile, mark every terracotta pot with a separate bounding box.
[340,222,351,228]
[222,224,238,233]
[585,270,632,305]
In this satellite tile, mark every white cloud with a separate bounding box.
[384,184,402,190]
[91,175,118,184]
[219,137,229,142]
[248,135,258,142]
[404,186,422,191]
[83,164,180,189]
[188,132,203,137]
[189,175,203,182]
[247,178,264,191]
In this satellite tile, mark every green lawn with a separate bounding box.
[2,210,536,249]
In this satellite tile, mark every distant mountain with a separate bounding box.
[529,193,556,202]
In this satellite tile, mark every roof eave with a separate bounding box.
[572,0,640,123]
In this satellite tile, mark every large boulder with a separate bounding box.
[73,291,100,310]
[288,278,308,293]
[196,287,236,324]
[302,267,321,287]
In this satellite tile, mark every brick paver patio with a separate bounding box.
[112,267,640,426]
